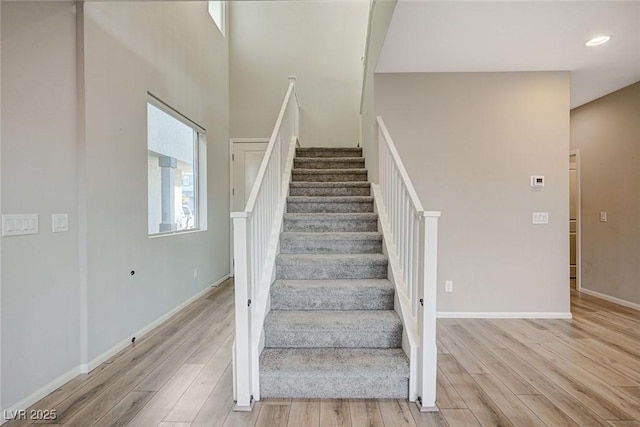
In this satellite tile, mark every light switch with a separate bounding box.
[600,212,607,222]
[532,212,549,224]
[52,214,69,232]
[530,176,545,187]
[2,214,39,236]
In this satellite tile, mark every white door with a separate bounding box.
[230,140,268,276]
[232,142,268,211]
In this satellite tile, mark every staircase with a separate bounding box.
[259,147,410,399]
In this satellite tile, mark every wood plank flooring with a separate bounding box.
[5,280,639,426]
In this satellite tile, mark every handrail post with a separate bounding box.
[417,213,439,411]
[231,213,254,411]
[288,76,299,143]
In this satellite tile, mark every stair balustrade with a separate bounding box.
[231,77,299,410]
[372,116,441,411]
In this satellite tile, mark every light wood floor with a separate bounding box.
[6,279,640,427]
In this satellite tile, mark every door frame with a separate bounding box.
[229,138,270,277]
[570,149,582,291]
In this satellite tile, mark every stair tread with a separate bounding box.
[289,182,371,187]
[295,157,364,162]
[271,279,393,310]
[284,212,377,219]
[273,278,392,291]
[293,168,367,173]
[277,253,387,265]
[287,196,373,204]
[265,309,400,331]
[281,232,382,241]
[297,147,362,152]
[260,348,408,377]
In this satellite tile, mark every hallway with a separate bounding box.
[5,280,639,426]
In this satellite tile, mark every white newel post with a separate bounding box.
[231,212,254,411]
[417,212,440,411]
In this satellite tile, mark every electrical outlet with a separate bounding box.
[600,212,607,222]
[445,280,453,293]
[193,268,198,278]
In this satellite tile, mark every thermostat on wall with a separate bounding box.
[530,176,545,187]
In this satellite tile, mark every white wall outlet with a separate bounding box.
[193,268,198,278]
[600,212,607,222]
[2,214,39,236]
[52,213,69,232]
[445,280,453,292]
[532,212,549,224]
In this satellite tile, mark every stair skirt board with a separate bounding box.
[260,147,409,400]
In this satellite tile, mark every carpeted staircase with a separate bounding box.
[259,147,410,399]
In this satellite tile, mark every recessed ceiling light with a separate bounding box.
[585,35,611,47]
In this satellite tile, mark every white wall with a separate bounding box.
[229,0,368,147]
[570,82,640,306]
[82,1,230,362]
[375,72,571,315]
[360,0,396,181]
[0,1,230,411]
[1,1,79,409]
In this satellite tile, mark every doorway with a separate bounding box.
[229,138,269,275]
[569,152,580,291]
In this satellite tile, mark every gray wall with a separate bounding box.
[0,0,3,411]
[1,1,230,410]
[570,81,640,305]
[83,1,230,362]
[229,0,368,147]
[375,72,571,314]
[1,2,79,409]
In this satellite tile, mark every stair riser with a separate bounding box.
[292,171,367,182]
[296,148,362,158]
[276,264,387,280]
[264,328,402,348]
[283,219,378,232]
[287,201,373,214]
[280,238,382,254]
[294,159,365,169]
[289,187,371,197]
[271,289,393,310]
[260,377,408,399]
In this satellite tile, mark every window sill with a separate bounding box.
[148,228,206,239]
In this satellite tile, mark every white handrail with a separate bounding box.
[231,78,299,410]
[373,116,440,411]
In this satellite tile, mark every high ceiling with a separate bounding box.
[376,1,640,108]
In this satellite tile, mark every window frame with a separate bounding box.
[147,93,207,237]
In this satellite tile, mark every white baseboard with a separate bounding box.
[1,366,81,424]
[84,274,230,372]
[579,288,640,311]
[437,311,572,319]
